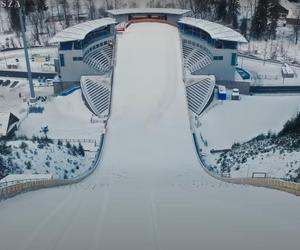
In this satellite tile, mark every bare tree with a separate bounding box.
[54,0,62,25]
[104,0,113,10]
[176,0,190,9]
[73,0,81,23]
[86,0,96,20]
[49,0,57,34]
[128,1,138,8]
[28,0,48,45]
[61,0,71,28]
[293,10,300,44]
[192,0,214,19]
[114,0,127,9]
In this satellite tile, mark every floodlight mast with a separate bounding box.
[19,0,36,102]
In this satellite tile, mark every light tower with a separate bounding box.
[19,0,36,103]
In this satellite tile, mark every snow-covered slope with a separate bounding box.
[200,95,300,149]
[19,90,103,140]
[0,23,300,250]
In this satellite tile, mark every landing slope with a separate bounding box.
[0,23,299,250]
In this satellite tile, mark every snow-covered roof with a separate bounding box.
[279,0,300,19]
[179,17,248,43]
[106,8,191,16]
[0,112,10,136]
[0,112,19,136]
[49,18,116,43]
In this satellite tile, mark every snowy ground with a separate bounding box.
[213,135,300,179]
[18,89,104,141]
[0,23,299,250]
[1,84,102,179]
[239,56,300,86]
[197,95,300,179]
[199,95,300,149]
[0,77,54,119]
[0,47,57,72]
[240,26,300,65]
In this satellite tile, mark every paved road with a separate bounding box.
[0,23,300,250]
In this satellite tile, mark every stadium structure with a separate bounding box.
[49,8,248,118]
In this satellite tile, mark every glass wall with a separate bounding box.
[179,23,237,50]
[82,26,111,48]
[59,25,112,51]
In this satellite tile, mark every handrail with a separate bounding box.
[192,133,300,196]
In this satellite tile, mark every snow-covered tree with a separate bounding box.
[73,0,81,23]
[240,18,248,38]
[251,0,269,39]
[267,0,279,39]
[86,0,96,20]
[227,0,240,29]
[216,0,227,22]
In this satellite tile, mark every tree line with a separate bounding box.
[2,0,299,46]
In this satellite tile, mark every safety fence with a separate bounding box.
[192,133,300,196]
[51,138,97,144]
[0,134,105,201]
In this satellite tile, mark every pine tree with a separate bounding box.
[268,0,279,39]
[251,0,269,39]
[8,7,21,35]
[240,18,248,38]
[227,0,240,28]
[78,143,85,157]
[216,0,227,22]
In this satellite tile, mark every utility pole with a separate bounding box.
[19,0,36,103]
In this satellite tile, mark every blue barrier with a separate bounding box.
[236,67,251,80]
[59,86,81,96]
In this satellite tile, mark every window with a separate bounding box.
[59,54,65,67]
[73,41,82,50]
[223,41,238,49]
[60,42,72,50]
[213,56,223,61]
[73,57,83,61]
[215,40,224,49]
[231,53,237,66]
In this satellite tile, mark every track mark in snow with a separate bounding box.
[150,192,160,250]
[21,191,78,250]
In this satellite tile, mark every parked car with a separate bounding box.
[231,88,240,100]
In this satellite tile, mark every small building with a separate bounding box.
[0,112,20,138]
[279,0,300,25]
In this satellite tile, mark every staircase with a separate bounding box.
[83,41,114,75]
[80,75,112,118]
[185,76,215,115]
[182,41,213,75]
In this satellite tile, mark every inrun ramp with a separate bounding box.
[0,23,300,250]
